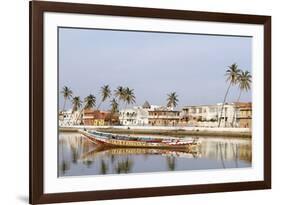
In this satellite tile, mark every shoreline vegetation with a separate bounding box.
[59,126,251,138]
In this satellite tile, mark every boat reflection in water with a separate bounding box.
[58,132,252,177]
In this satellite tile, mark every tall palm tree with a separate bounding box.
[76,94,96,124]
[116,87,135,124]
[218,63,241,127]
[97,85,111,110]
[167,92,179,109]
[109,98,119,125]
[110,98,119,113]
[114,86,126,104]
[69,96,82,125]
[71,96,82,113]
[84,94,96,110]
[124,87,136,107]
[61,86,73,112]
[231,70,252,127]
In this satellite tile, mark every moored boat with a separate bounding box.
[78,129,200,150]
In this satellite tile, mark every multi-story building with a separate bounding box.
[181,103,236,127]
[83,109,112,126]
[119,101,159,126]
[59,110,80,126]
[148,107,181,126]
[236,102,252,128]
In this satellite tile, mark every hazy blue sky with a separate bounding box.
[59,27,252,111]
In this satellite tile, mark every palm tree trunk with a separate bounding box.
[75,107,84,125]
[97,101,102,111]
[121,103,127,126]
[218,82,231,127]
[231,89,242,127]
[62,97,67,112]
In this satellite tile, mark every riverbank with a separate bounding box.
[59,126,251,138]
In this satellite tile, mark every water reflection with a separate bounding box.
[58,132,252,177]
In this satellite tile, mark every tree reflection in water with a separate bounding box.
[59,138,70,175]
[166,156,176,171]
[115,157,133,174]
[83,159,94,168]
[60,160,70,175]
[100,159,108,174]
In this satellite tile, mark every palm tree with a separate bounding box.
[109,98,119,125]
[231,70,252,127]
[121,87,136,123]
[76,94,96,124]
[114,86,126,104]
[84,94,96,110]
[97,85,111,110]
[61,86,73,112]
[167,92,179,109]
[218,63,241,127]
[71,96,82,113]
[110,98,119,113]
[70,96,82,125]
[124,87,136,107]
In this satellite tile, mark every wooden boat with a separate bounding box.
[78,129,200,150]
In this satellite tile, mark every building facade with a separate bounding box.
[236,102,252,128]
[83,109,112,126]
[181,103,236,127]
[59,110,80,126]
[119,101,159,126]
[148,107,180,126]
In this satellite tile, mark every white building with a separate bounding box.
[59,110,81,126]
[119,101,159,126]
[181,103,236,127]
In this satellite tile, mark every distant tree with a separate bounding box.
[110,98,119,114]
[123,87,136,107]
[76,94,96,124]
[61,86,73,111]
[97,85,111,110]
[218,63,241,127]
[121,87,136,123]
[114,86,126,105]
[167,92,179,109]
[232,70,252,126]
[109,98,119,125]
[71,96,82,113]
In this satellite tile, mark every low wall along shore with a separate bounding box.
[59,125,251,137]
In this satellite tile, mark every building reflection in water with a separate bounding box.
[58,132,252,177]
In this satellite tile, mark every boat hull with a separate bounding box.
[79,129,200,150]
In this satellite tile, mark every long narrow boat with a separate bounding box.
[78,129,200,150]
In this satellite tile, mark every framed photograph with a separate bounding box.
[30,1,271,204]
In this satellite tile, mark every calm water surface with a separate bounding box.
[58,132,252,177]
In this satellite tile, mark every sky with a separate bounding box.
[59,27,252,111]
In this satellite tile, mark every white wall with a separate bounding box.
[0,0,279,204]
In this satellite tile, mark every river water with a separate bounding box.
[58,132,252,177]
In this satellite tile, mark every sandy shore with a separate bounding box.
[59,126,251,138]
